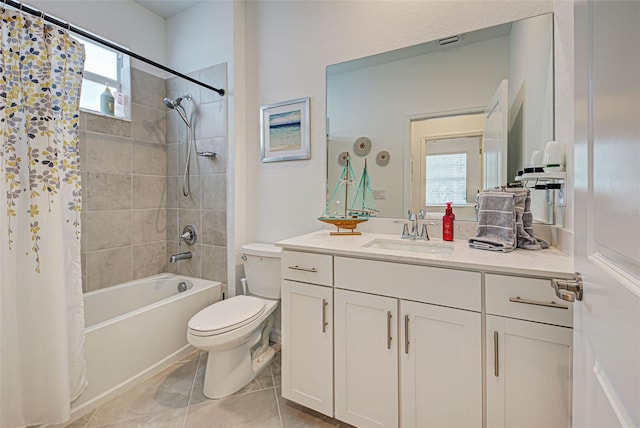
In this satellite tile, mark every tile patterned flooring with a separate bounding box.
[67,348,350,428]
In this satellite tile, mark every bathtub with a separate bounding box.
[71,273,221,416]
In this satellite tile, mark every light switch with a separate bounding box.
[373,189,386,199]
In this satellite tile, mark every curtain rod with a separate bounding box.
[3,0,225,96]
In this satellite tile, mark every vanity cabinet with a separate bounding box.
[280,244,573,428]
[281,252,334,417]
[400,301,482,428]
[334,258,482,428]
[334,289,399,427]
[485,274,573,428]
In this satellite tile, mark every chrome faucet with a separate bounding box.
[402,210,430,240]
[418,209,430,241]
[402,211,419,240]
[169,251,192,263]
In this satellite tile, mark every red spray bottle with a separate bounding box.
[443,202,455,241]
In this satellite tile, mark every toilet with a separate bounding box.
[187,242,282,399]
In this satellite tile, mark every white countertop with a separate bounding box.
[277,230,574,279]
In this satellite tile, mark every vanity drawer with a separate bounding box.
[334,257,481,312]
[485,274,573,327]
[282,251,333,286]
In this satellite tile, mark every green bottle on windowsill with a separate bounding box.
[100,84,114,116]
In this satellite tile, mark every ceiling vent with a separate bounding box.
[439,35,460,46]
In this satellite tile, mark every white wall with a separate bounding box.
[509,14,555,224]
[166,2,234,74]
[509,14,554,169]
[28,0,166,77]
[245,0,557,244]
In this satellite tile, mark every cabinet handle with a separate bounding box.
[288,265,317,273]
[509,296,569,310]
[494,331,499,377]
[387,311,393,350]
[321,299,328,333]
[404,314,410,354]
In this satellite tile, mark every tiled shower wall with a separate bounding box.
[80,68,168,292]
[80,64,227,292]
[165,63,228,285]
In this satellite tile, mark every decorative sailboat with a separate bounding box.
[349,158,379,218]
[318,153,371,235]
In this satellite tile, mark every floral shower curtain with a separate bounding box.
[0,9,86,427]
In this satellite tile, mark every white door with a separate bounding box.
[334,289,398,428]
[573,1,640,426]
[400,301,481,428]
[281,280,333,416]
[483,79,508,190]
[486,315,573,428]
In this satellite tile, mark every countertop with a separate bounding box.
[277,230,575,279]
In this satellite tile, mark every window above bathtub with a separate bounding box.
[74,35,131,120]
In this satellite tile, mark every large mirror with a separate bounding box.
[327,13,554,222]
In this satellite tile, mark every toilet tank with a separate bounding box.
[241,243,282,299]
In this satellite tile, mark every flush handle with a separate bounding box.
[551,273,583,302]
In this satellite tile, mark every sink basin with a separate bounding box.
[362,238,454,255]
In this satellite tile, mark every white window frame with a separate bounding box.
[73,34,131,119]
[418,132,483,210]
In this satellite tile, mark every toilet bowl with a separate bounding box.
[187,243,282,399]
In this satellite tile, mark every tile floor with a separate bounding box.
[67,348,350,428]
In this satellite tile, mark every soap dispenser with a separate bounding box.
[100,84,115,116]
[443,202,455,241]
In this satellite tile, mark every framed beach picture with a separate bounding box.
[260,97,310,163]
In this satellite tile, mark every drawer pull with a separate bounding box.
[387,311,393,350]
[508,296,569,310]
[494,331,499,377]
[404,314,410,354]
[321,299,328,333]
[288,265,317,273]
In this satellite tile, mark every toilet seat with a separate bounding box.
[188,295,266,337]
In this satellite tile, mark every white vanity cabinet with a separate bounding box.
[281,251,334,417]
[400,300,482,428]
[334,289,399,427]
[334,257,483,428]
[485,274,573,428]
[279,238,574,428]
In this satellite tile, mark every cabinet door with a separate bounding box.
[281,280,333,416]
[486,315,572,428]
[400,301,481,428]
[335,289,398,428]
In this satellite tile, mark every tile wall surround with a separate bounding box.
[80,64,228,292]
[165,63,228,285]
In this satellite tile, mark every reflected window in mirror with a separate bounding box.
[426,152,468,205]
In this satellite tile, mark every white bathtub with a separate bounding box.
[71,273,221,416]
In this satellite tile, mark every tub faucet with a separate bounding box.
[169,251,192,263]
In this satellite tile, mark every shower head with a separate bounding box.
[163,94,192,127]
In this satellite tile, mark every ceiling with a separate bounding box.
[135,0,200,18]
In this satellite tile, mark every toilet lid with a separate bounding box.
[188,295,266,336]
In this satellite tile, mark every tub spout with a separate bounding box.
[169,251,192,263]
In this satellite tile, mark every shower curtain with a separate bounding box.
[0,9,87,427]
